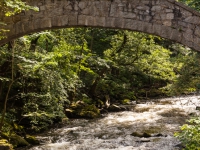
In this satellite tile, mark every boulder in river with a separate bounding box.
[10,134,29,148]
[136,139,151,142]
[0,139,13,150]
[108,104,134,112]
[66,102,100,119]
[196,106,200,110]
[108,104,123,112]
[131,132,151,138]
[122,99,137,105]
[25,135,40,145]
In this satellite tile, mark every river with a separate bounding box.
[22,95,200,150]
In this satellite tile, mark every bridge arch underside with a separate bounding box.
[1,0,200,52]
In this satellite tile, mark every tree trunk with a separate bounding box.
[0,81,3,102]
[89,67,107,99]
[90,30,94,52]
[0,41,15,132]
[30,36,40,51]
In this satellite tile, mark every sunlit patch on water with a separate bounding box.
[22,95,200,150]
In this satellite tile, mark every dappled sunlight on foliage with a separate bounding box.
[175,117,200,149]
[0,27,200,148]
[0,0,200,148]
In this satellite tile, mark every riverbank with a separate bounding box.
[16,95,200,150]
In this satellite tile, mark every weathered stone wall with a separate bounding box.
[1,0,200,51]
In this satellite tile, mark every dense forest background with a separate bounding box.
[0,0,200,149]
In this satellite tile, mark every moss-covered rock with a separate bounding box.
[122,99,130,104]
[61,117,69,123]
[66,101,100,119]
[25,135,39,145]
[79,105,100,119]
[10,135,29,148]
[144,126,162,133]
[72,101,86,109]
[0,139,13,150]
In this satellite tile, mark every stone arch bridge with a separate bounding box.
[1,0,200,51]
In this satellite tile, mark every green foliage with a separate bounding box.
[82,97,93,105]
[0,0,38,40]
[103,31,176,98]
[178,0,200,11]
[0,139,13,150]
[79,105,100,118]
[0,33,72,132]
[17,51,69,131]
[175,118,200,150]
[169,50,200,95]
[0,27,199,144]
[2,0,38,16]
[122,99,130,104]
[68,102,100,119]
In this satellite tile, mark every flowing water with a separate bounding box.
[23,95,200,150]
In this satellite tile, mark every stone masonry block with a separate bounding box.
[195,26,200,37]
[142,22,154,34]
[170,29,182,43]
[161,27,173,39]
[78,15,87,26]
[124,18,134,29]
[105,17,115,27]
[68,14,78,26]
[15,21,23,35]
[184,16,200,24]
[85,16,95,26]
[181,37,194,49]
[22,21,34,33]
[114,18,124,28]
[152,24,162,36]
[183,29,194,42]
[51,16,62,27]
[94,17,106,27]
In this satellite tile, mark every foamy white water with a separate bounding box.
[24,95,200,150]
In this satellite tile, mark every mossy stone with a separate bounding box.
[68,102,100,119]
[79,105,100,118]
[122,99,130,104]
[0,139,13,150]
[10,135,29,148]
[25,135,39,145]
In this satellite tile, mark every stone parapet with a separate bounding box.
[0,0,200,51]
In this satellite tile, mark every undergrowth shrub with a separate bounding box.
[174,117,200,150]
